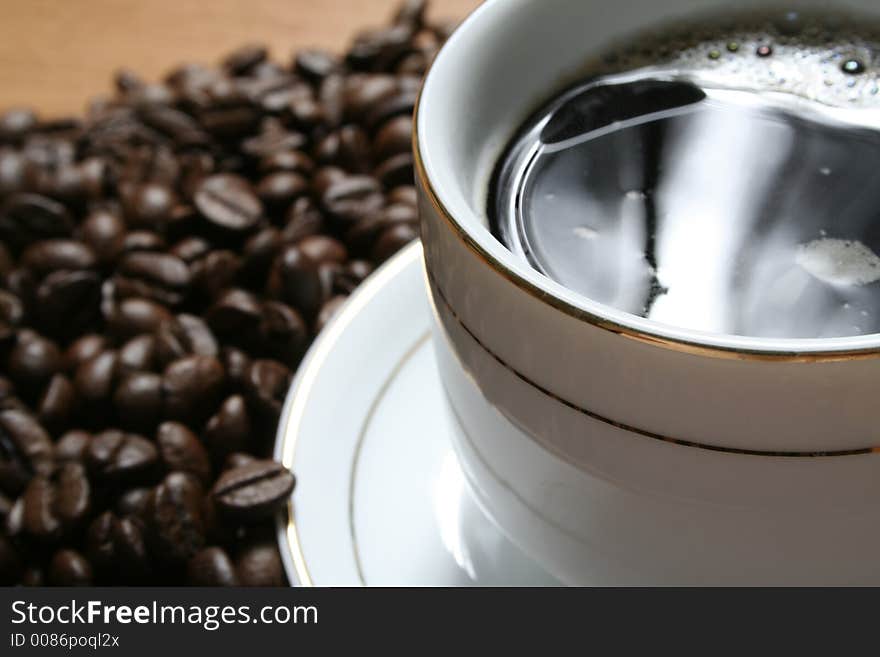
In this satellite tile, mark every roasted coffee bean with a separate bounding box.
[204,395,251,462]
[224,44,268,76]
[211,459,295,519]
[37,373,75,433]
[63,334,106,372]
[86,511,149,580]
[74,350,119,408]
[115,252,190,307]
[223,452,258,471]
[113,373,163,430]
[22,463,90,540]
[115,488,151,521]
[373,115,413,161]
[122,230,167,254]
[148,472,206,563]
[35,270,102,337]
[243,359,291,420]
[162,355,225,423]
[194,174,263,232]
[298,235,349,265]
[389,185,418,207]
[7,332,62,394]
[0,108,38,143]
[294,49,341,83]
[0,409,54,480]
[118,334,158,374]
[106,298,172,340]
[170,236,212,264]
[235,541,284,586]
[256,171,309,213]
[157,422,211,485]
[375,152,415,188]
[86,429,158,482]
[260,301,308,365]
[220,348,251,391]
[267,245,322,319]
[187,546,239,586]
[123,182,176,228]
[48,549,93,586]
[206,288,263,344]
[0,193,74,252]
[392,0,427,27]
[315,295,348,334]
[0,290,23,344]
[154,314,218,367]
[189,249,242,301]
[315,125,372,172]
[259,149,314,176]
[321,175,385,228]
[281,197,324,243]
[21,239,96,276]
[56,430,91,463]
[372,222,418,262]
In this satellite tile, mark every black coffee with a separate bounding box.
[490,12,880,339]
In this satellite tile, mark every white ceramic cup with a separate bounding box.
[415,0,880,585]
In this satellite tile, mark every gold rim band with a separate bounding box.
[426,268,880,458]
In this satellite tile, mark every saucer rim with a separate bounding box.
[274,242,424,587]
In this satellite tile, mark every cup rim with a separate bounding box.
[414,0,880,361]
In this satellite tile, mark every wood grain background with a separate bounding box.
[0,0,480,117]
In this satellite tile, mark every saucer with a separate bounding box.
[274,242,558,586]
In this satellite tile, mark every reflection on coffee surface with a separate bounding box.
[490,11,880,339]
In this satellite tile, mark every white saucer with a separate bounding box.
[274,242,558,586]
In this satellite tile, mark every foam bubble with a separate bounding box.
[795,238,880,286]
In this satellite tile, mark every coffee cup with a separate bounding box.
[415,0,880,584]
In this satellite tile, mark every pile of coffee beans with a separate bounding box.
[0,0,449,586]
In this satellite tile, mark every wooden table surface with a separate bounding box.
[0,0,481,118]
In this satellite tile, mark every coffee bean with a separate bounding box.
[63,334,106,372]
[86,511,150,581]
[281,197,325,243]
[297,235,349,265]
[122,230,167,255]
[7,332,61,394]
[118,334,158,374]
[220,348,251,390]
[190,249,242,301]
[22,463,90,541]
[123,182,177,228]
[21,239,96,276]
[148,472,206,563]
[0,108,38,143]
[74,350,119,408]
[235,541,284,586]
[37,373,75,432]
[113,373,163,430]
[375,152,415,188]
[187,546,239,586]
[321,175,385,228]
[372,221,418,262]
[115,252,190,307]
[0,409,54,481]
[48,549,93,586]
[373,115,413,161]
[56,430,91,463]
[204,395,251,462]
[294,49,341,83]
[243,359,291,420]
[154,314,218,367]
[315,125,372,172]
[256,172,309,213]
[107,297,172,340]
[195,174,263,232]
[392,0,427,28]
[35,270,102,338]
[223,44,268,76]
[86,429,158,483]
[0,193,74,252]
[268,245,322,318]
[260,301,308,365]
[170,236,212,264]
[162,355,225,423]
[259,150,314,176]
[315,295,348,334]
[157,422,211,485]
[211,459,294,519]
